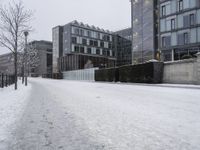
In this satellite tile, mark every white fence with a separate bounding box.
[63,68,98,81]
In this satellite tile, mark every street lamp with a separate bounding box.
[24,31,29,86]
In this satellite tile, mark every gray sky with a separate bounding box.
[0,0,131,54]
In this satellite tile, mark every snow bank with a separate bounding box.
[0,81,31,150]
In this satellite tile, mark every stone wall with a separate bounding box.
[163,53,200,84]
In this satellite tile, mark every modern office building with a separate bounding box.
[28,40,53,76]
[114,28,132,66]
[159,0,200,61]
[0,53,15,74]
[131,0,158,64]
[130,0,200,62]
[53,20,116,73]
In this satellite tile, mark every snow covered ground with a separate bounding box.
[1,78,200,150]
[0,81,31,150]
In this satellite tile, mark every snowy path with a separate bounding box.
[6,78,200,150]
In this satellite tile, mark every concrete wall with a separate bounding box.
[163,53,200,84]
[63,68,98,81]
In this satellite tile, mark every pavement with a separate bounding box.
[5,78,200,150]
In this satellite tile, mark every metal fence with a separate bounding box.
[63,68,98,81]
[0,73,15,88]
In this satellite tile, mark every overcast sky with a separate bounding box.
[0,0,131,54]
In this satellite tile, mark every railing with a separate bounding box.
[0,73,15,88]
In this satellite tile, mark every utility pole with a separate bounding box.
[24,31,29,86]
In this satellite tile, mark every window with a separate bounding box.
[87,48,91,54]
[171,19,175,30]
[107,51,110,56]
[103,49,107,56]
[80,29,84,36]
[162,37,166,47]
[89,40,94,46]
[74,46,79,52]
[190,14,195,26]
[97,33,101,39]
[100,41,104,47]
[75,28,79,35]
[94,41,98,47]
[80,47,84,53]
[87,31,91,37]
[71,37,77,44]
[184,33,189,44]
[162,5,166,16]
[96,49,100,55]
[82,38,87,45]
[179,0,183,11]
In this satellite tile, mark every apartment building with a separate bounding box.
[53,20,116,72]
[159,0,200,61]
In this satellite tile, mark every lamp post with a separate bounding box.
[24,31,29,86]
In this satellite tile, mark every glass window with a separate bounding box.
[183,0,190,9]
[197,10,200,24]
[178,14,183,28]
[190,0,196,8]
[89,40,93,46]
[75,28,79,35]
[74,46,79,52]
[190,14,195,26]
[171,0,176,14]
[71,45,75,52]
[72,27,75,34]
[171,19,176,30]
[179,0,183,11]
[80,47,84,53]
[190,28,197,43]
[92,47,96,54]
[162,37,166,47]
[93,41,98,47]
[166,20,171,31]
[71,37,77,44]
[160,19,166,32]
[87,48,91,54]
[96,49,100,55]
[87,31,91,37]
[198,27,200,42]
[161,5,166,16]
[171,32,177,46]
[80,29,84,36]
[166,4,171,15]
[184,33,189,44]
[82,38,87,45]
[100,41,104,47]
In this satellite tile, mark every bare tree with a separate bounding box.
[19,42,40,83]
[0,0,33,90]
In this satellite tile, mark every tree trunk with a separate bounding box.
[22,65,24,84]
[14,50,18,90]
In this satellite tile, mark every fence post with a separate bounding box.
[5,75,8,87]
[2,73,4,88]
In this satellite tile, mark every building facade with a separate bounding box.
[0,53,15,74]
[114,28,132,66]
[52,26,63,73]
[28,40,53,76]
[131,0,158,64]
[159,0,200,61]
[53,20,116,72]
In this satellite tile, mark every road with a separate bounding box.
[7,78,200,150]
